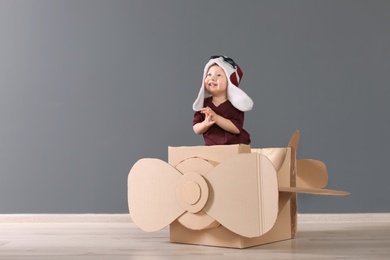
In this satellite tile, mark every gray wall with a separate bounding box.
[1,0,389,213]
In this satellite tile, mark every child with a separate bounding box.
[192,55,253,146]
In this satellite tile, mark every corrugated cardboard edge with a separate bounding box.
[290,146,298,238]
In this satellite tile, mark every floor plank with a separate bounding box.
[1,214,389,259]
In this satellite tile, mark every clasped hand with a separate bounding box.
[200,107,218,126]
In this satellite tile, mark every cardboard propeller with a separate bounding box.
[128,153,279,238]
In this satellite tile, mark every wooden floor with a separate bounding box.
[1,214,389,259]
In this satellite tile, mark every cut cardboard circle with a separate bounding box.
[176,211,220,230]
[176,172,209,213]
[175,157,215,176]
[182,181,201,205]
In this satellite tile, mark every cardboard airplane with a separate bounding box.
[128,131,350,248]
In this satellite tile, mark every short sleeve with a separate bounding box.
[193,111,204,126]
[229,109,245,132]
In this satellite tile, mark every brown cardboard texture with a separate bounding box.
[127,131,350,248]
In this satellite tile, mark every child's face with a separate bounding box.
[204,64,228,97]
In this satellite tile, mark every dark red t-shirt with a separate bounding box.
[193,97,251,146]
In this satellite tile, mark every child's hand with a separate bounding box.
[203,112,216,127]
[201,106,240,135]
[201,107,217,121]
[200,107,217,127]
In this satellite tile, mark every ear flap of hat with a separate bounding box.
[227,64,253,111]
[192,59,216,111]
[228,84,254,112]
[192,87,209,111]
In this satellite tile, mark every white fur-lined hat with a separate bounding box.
[192,55,253,112]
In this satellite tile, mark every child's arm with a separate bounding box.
[193,113,215,135]
[213,114,240,134]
